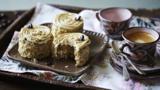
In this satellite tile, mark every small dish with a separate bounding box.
[7,30,106,76]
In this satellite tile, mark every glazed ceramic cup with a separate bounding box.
[97,7,132,40]
[121,27,159,62]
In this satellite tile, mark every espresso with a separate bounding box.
[127,32,155,43]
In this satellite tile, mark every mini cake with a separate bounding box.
[52,33,91,67]
[18,24,53,59]
[51,12,83,36]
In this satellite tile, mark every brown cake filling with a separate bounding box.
[56,45,74,60]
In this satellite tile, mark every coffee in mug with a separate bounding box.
[121,27,159,63]
[125,30,156,43]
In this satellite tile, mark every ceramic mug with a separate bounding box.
[97,7,132,40]
[121,27,159,64]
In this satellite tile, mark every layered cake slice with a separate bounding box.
[52,33,91,67]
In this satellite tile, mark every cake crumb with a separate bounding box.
[33,58,37,63]
[65,65,69,68]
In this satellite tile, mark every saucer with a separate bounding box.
[110,59,160,81]
[110,41,160,74]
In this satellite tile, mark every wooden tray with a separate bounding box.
[0,4,160,90]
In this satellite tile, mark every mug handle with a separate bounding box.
[120,43,132,56]
[120,43,148,61]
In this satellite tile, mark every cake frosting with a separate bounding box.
[51,12,83,36]
[18,25,53,59]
